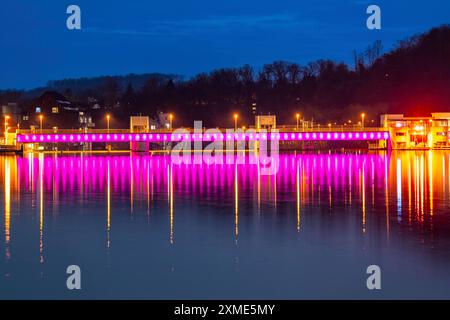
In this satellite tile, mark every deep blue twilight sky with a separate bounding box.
[0,0,449,89]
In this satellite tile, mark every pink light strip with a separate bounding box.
[16,131,390,143]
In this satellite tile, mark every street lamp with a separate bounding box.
[361,113,366,128]
[169,113,174,131]
[296,113,300,130]
[39,115,43,133]
[234,114,238,131]
[106,114,111,133]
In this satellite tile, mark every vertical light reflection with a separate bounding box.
[39,153,44,264]
[302,162,306,207]
[167,164,170,204]
[396,158,402,222]
[234,164,238,243]
[414,155,418,218]
[273,169,277,207]
[147,160,150,219]
[130,155,134,214]
[428,151,433,216]
[169,164,174,244]
[328,185,332,211]
[371,158,375,207]
[16,156,20,210]
[4,157,11,260]
[107,159,111,249]
[408,156,412,225]
[384,155,390,239]
[79,153,84,203]
[296,162,301,232]
[442,155,446,196]
[420,154,425,221]
[52,154,59,214]
[361,162,366,233]
[348,157,352,205]
[257,162,261,211]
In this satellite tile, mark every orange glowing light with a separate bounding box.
[415,125,425,132]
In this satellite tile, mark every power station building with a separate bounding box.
[381,113,450,149]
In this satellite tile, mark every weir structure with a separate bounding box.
[13,128,390,152]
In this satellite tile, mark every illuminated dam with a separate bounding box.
[16,130,390,144]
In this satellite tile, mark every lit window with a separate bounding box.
[52,107,59,113]
[414,125,425,131]
[35,107,41,113]
[23,115,29,121]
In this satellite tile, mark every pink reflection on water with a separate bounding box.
[16,153,388,206]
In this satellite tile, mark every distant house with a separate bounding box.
[20,91,95,130]
[157,112,171,130]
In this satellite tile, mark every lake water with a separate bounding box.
[1,151,450,299]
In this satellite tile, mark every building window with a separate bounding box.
[23,115,29,121]
[52,107,59,113]
[35,107,41,113]
[396,132,406,137]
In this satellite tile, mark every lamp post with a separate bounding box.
[106,114,110,133]
[169,114,174,131]
[361,113,366,128]
[105,114,111,151]
[234,114,238,131]
[296,113,300,130]
[4,115,10,136]
[39,115,43,133]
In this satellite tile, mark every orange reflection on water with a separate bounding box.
[391,151,448,226]
[39,153,44,264]
[4,158,11,260]
[169,164,174,244]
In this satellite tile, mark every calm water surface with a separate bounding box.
[1,151,450,299]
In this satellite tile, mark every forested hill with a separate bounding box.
[355,25,450,116]
[46,73,182,95]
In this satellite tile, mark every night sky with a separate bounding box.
[1,0,449,89]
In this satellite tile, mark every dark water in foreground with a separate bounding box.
[1,151,450,299]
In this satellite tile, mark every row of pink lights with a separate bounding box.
[17,131,390,143]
